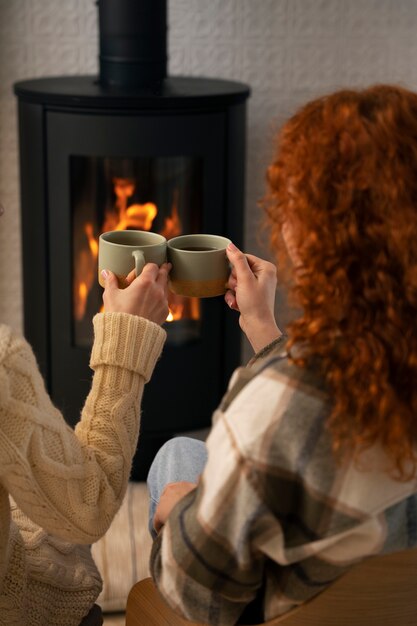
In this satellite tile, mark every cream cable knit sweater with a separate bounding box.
[0,312,166,626]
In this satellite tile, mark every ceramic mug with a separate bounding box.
[167,233,231,298]
[98,230,167,288]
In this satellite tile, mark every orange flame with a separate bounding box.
[74,238,96,321]
[103,177,157,233]
[114,203,157,231]
[85,223,98,258]
[161,189,181,240]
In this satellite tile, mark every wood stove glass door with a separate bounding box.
[46,110,227,436]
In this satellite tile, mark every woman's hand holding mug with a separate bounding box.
[225,243,282,353]
[101,264,171,325]
[98,229,170,325]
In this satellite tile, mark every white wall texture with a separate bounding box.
[1,0,417,344]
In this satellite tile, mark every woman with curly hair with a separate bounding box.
[146,84,417,625]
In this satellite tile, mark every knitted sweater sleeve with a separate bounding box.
[0,312,166,544]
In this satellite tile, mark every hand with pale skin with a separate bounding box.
[153,481,197,534]
[225,243,282,353]
[101,263,171,326]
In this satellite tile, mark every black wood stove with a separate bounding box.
[14,0,250,478]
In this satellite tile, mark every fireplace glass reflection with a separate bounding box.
[71,155,203,347]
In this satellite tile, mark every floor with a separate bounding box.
[102,613,125,625]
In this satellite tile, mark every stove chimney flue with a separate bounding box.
[97,0,167,88]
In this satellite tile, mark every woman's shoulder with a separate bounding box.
[217,343,333,469]
[260,351,329,399]
[222,342,328,417]
[0,324,13,362]
[228,353,330,434]
[0,324,31,366]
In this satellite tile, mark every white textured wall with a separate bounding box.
[1,0,417,337]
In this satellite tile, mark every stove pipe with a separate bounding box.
[97,0,167,88]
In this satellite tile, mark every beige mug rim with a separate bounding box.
[167,233,231,252]
[100,230,166,248]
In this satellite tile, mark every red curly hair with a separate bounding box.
[264,85,417,480]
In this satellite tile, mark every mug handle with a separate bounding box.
[132,250,145,276]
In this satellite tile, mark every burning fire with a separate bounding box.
[102,178,158,232]
[74,177,200,325]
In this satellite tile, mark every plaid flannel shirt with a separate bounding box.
[150,336,417,625]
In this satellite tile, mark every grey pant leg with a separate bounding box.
[147,436,208,538]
